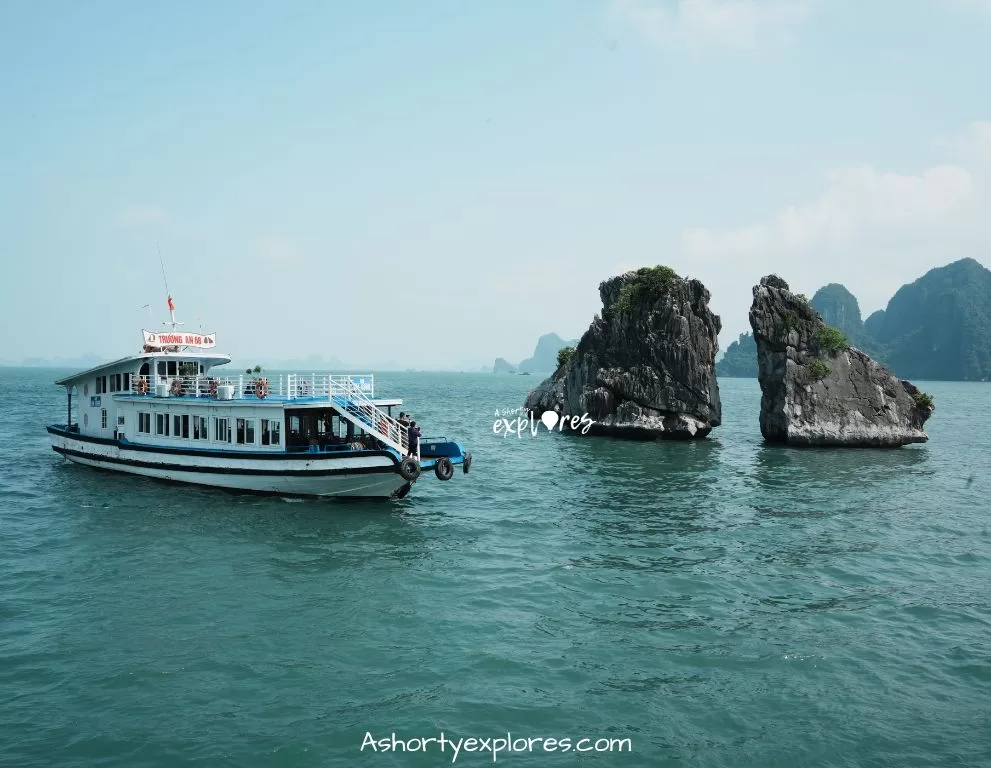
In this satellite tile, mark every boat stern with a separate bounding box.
[416,438,473,481]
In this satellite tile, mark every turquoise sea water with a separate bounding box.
[1,367,990,767]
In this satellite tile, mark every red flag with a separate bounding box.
[167,295,175,312]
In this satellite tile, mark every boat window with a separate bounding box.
[261,419,281,446]
[156,413,170,436]
[157,361,167,376]
[214,417,230,443]
[123,373,131,391]
[140,363,149,376]
[173,414,190,439]
[138,413,151,433]
[193,416,209,440]
[101,409,107,429]
[167,361,178,377]
[236,418,256,445]
[178,362,198,377]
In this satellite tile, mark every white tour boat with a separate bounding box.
[47,316,472,499]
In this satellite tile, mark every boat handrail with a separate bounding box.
[333,378,412,457]
[124,373,376,400]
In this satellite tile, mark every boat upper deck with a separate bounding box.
[112,372,401,409]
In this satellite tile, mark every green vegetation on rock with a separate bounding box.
[815,325,851,354]
[912,390,934,409]
[613,266,679,314]
[556,346,576,369]
[781,310,800,332]
[804,359,831,382]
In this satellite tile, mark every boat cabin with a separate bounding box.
[56,343,402,455]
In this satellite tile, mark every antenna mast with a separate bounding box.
[157,242,181,330]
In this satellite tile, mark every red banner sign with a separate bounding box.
[143,330,217,348]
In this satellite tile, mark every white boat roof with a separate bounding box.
[55,350,233,386]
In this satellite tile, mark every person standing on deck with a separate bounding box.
[406,420,421,458]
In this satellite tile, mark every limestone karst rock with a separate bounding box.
[750,275,933,447]
[524,267,721,439]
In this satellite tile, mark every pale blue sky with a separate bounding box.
[2,1,989,368]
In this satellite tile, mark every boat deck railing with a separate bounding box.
[122,373,376,402]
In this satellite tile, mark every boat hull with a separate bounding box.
[48,429,410,499]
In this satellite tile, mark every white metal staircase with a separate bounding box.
[330,379,412,457]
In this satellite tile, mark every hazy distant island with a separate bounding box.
[492,332,579,374]
[492,358,516,374]
[715,333,758,378]
[11,354,106,369]
[717,258,991,381]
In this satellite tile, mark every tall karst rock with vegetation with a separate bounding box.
[717,333,758,378]
[809,283,863,337]
[749,275,934,447]
[524,267,722,439]
[867,258,991,381]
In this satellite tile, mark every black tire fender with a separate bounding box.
[434,457,454,481]
[462,452,473,474]
[398,457,420,481]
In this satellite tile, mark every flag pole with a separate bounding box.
[157,242,178,330]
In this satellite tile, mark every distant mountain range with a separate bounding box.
[717,258,991,381]
[492,332,579,374]
[6,354,107,369]
[252,354,348,370]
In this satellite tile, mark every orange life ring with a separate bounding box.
[170,378,184,397]
[255,378,269,399]
[136,376,149,395]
